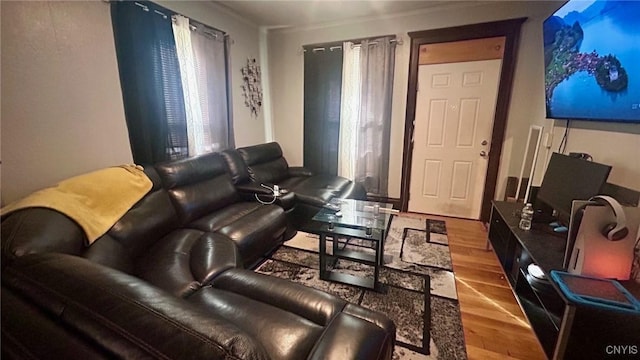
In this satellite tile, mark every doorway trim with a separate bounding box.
[400,18,527,221]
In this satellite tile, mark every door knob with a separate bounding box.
[480,150,487,157]
[481,140,488,145]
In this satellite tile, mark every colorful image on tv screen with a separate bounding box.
[543,0,640,123]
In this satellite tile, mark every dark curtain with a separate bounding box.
[303,47,343,176]
[224,35,236,149]
[111,1,188,164]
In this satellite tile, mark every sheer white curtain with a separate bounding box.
[357,37,394,196]
[339,37,395,196]
[172,15,233,156]
[172,15,205,156]
[338,42,361,180]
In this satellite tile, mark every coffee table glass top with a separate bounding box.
[313,199,393,231]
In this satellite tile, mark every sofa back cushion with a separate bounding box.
[106,169,179,250]
[237,142,289,184]
[84,200,179,275]
[155,152,238,224]
[79,167,179,273]
[220,149,251,184]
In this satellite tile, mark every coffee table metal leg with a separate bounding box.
[375,234,382,290]
[379,230,385,266]
[319,233,327,279]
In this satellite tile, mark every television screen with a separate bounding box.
[543,0,640,123]
[537,153,611,220]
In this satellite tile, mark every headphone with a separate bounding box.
[590,195,629,241]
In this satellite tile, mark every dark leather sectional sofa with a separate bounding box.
[222,142,367,225]
[1,143,394,359]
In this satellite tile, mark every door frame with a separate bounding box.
[400,18,526,222]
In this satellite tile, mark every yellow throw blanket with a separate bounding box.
[1,165,153,245]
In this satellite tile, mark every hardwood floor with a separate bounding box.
[406,213,547,360]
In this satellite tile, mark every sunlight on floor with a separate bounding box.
[456,277,531,328]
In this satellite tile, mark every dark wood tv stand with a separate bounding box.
[488,201,640,359]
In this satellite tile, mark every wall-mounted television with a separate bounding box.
[543,0,640,123]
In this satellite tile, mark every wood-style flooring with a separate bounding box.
[406,213,547,360]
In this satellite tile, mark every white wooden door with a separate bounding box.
[408,59,502,219]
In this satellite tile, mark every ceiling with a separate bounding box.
[215,0,479,28]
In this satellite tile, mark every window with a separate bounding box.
[303,36,396,196]
[111,1,233,164]
[172,15,233,156]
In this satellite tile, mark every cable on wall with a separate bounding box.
[558,119,571,154]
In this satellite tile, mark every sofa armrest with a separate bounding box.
[211,268,346,326]
[208,268,395,360]
[289,166,314,177]
[1,209,86,267]
[236,183,274,196]
[235,183,296,211]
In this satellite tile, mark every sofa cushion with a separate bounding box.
[286,174,352,207]
[232,142,367,212]
[189,287,324,360]
[190,268,341,360]
[237,142,290,184]
[106,189,181,257]
[338,181,368,200]
[134,229,241,298]
[209,269,347,325]
[190,203,287,267]
[189,202,265,232]
[2,253,270,360]
[82,234,133,274]
[249,157,289,184]
[278,176,308,190]
[220,148,251,184]
[237,141,284,166]
[189,269,395,360]
[155,153,238,224]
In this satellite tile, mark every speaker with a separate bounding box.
[591,195,629,241]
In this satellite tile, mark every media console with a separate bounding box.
[488,201,640,359]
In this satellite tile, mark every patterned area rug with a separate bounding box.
[255,215,467,360]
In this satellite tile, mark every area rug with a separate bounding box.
[255,215,467,360]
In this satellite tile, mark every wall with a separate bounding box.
[157,1,265,147]
[268,1,563,199]
[541,120,640,191]
[1,0,264,204]
[1,0,132,205]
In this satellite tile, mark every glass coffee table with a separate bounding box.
[310,198,394,292]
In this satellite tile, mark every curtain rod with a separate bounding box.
[303,37,402,53]
[125,1,232,43]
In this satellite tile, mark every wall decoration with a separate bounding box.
[241,58,263,117]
